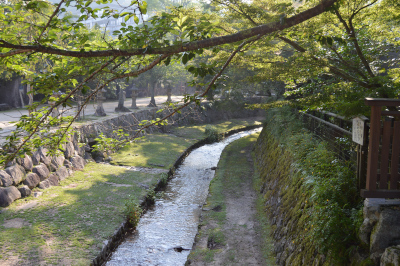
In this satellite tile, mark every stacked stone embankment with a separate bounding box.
[0,145,85,207]
[0,100,264,208]
[254,122,400,266]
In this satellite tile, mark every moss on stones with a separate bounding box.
[254,107,363,265]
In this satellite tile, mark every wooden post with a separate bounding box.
[390,121,400,190]
[366,105,381,191]
[359,120,369,190]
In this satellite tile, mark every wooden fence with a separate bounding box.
[361,98,400,198]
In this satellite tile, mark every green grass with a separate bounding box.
[112,117,262,169]
[0,117,263,265]
[171,118,262,140]
[112,134,197,169]
[0,163,160,265]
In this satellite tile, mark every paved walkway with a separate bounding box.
[0,95,183,144]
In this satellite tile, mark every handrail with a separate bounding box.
[301,112,351,136]
[365,98,400,107]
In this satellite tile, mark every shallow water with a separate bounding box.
[107,128,261,266]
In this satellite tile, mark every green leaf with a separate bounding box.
[164,56,171,66]
[188,53,195,60]
[134,15,139,24]
[182,53,188,65]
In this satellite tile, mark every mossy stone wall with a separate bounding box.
[254,128,325,265]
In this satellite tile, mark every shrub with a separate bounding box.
[125,199,143,228]
[204,125,222,142]
[92,129,130,153]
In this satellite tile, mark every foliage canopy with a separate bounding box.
[1,0,400,164]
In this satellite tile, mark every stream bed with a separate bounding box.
[107,128,261,266]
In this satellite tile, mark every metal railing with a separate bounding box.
[295,109,368,191]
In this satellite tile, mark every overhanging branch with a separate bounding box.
[0,0,337,58]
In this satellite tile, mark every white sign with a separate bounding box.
[352,117,365,145]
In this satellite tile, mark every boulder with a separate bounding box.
[67,168,73,176]
[73,140,86,157]
[381,245,400,266]
[55,166,69,181]
[64,141,75,158]
[38,180,51,190]
[48,174,59,186]
[84,152,93,160]
[39,148,51,166]
[92,151,105,163]
[78,144,87,156]
[63,159,73,169]
[370,208,400,255]
[16,155,33,171]
[50,155,65,171]
[18,185,31,198]
[84,144,91,152]
[23,173,40,189]
[0,186,21,207]
[33,191,43,198]
[53,155,65,167]
[5,164,26,185]
[32,163,50,181]
[5,159,16,168]
[359,218,376,246]
[0,170,13,187]
[70,155,85,170]
[31,150,41,165]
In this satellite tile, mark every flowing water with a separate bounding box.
[107,128,261,266]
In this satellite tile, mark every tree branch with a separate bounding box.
[128,38,252,140]
[37,0,65,41]
[334,9,351,34]
[278,36,306,52]
[348,16,375,77]
[335,8,375,77]
[0,49,34,57]
[5,56,117,164]
[328,46,368,79]
[278,35,376,89]
[0,0,337,58]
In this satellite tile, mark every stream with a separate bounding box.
[107,128,261,266]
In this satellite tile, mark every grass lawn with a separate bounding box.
[0,163,161,265]
[171,117,263,140]
[111,134,196,169]
[0,116,263,265]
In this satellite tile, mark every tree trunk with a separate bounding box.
[148,82,157,107]
[0,75,22,108]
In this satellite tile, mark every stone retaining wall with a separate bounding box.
[0,100,264,208]
[254,125,400,266]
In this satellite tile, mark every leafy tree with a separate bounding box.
[218,0,400,117]
[0,0,338,164]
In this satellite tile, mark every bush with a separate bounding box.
[204,125,222,142]
[125,199,143,228]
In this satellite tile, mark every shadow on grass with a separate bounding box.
[0,163,160,265]
[112,134,196,169]
[172,118,262,140]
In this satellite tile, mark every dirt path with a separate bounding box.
[187,134,274,265]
